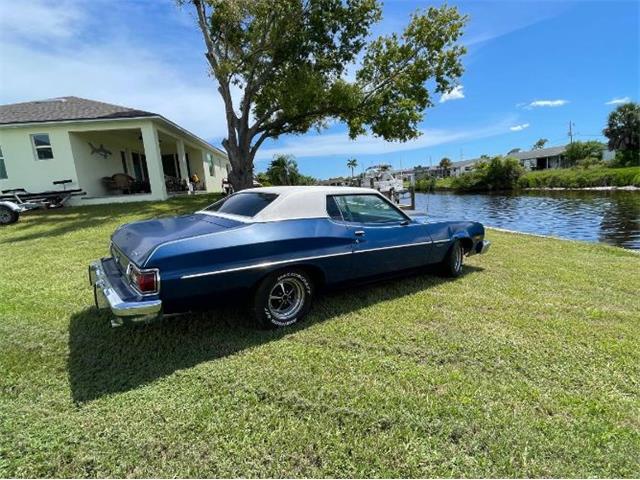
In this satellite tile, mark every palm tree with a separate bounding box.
[268,154,299,185]
[347,158,358,179]
[439,157,453,176]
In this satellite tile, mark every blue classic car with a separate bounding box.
[89,186,490,328]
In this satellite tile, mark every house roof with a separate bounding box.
[0,96,226,155]
[0,96,156,125]
[508,145,566,160]
[451,158,480,168]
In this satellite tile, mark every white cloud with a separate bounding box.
[523,99,568,109]
[255,117,515,160]
[605,96,631,105]
[0,0,235,141]
[0,41,230,140]
[510,123,530,132]
[439,85,465,103]
[0,0,86,40]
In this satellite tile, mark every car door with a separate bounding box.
[329,194,433,279]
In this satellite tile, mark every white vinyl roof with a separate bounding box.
[202,186,383,222]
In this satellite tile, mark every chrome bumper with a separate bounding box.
[89,259,162,326]
[478,240,491,254]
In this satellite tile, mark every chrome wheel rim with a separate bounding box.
[268,277,305,322]
[454,244,463,272]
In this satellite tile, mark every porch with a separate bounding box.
[67,122,221,203]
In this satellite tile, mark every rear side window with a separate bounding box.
[326,196,343,221]
[205,192,277,217]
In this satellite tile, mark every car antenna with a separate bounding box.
[425,155,432,216]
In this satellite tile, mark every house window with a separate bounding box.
[0,146,7,179]
[31,133,54,160]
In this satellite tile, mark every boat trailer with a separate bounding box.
[0,180,85,225]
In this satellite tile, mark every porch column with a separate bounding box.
[140,124,168,199]
[176,139,189,182]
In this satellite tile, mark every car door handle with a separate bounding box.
[354,230,365,237]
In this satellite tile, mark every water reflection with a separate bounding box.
[415,191,640,250]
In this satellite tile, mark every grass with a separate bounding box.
[518,166,640,189]
[1,195,639,477]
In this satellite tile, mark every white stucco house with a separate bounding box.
[0,96,230,205]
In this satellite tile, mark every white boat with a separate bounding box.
[361,165,405,194]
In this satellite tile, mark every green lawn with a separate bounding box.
[1,195,639,477]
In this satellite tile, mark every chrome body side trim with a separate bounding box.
[181,240,435,279]
[89,259,162,318]
[354,240,433,253]
[181,251,353,279]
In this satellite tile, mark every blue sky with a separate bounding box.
[0,0,638,179]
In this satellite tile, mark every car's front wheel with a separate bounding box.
[438,239,464,277]
[0,206,19,226]
[252,269,314,328]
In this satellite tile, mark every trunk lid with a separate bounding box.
[111,213,242,266]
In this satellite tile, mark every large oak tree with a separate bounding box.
[180,0,467,190]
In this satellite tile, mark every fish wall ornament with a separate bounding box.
[88,142,112,159]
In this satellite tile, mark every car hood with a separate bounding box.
[111,213,243,266]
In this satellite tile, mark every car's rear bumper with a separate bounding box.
[478,240,491,254]
[467,239,491,256]
[89,258,162,326]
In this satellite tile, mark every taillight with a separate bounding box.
[127,264,159,294]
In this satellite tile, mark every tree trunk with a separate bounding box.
[225,142,255,191]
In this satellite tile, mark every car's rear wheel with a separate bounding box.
[438,239,464,277]
[252,269,314,328]
[0,206,19,226]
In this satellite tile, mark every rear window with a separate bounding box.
[205,192,278,217]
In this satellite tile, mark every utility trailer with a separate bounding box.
[0,180,86,225]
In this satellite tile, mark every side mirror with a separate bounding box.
[400,220,410,226]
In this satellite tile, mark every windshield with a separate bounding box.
[204,192,278,217]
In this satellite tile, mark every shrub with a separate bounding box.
[576,157,605,169]
[415,177,454,191]
[415,177,436,192]
[610,150,640,167]
[564,141,606,164]
[518,166,640,188]
[451,156,524,192]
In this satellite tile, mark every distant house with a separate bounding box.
[390,168,414,184]
[0,97,231,205]
[414,158,481,179]
[508,146,568,170]
[319,176,348,186]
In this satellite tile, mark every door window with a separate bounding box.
[329,194,407,224]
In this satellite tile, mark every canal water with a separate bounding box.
[414,190,640,250]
